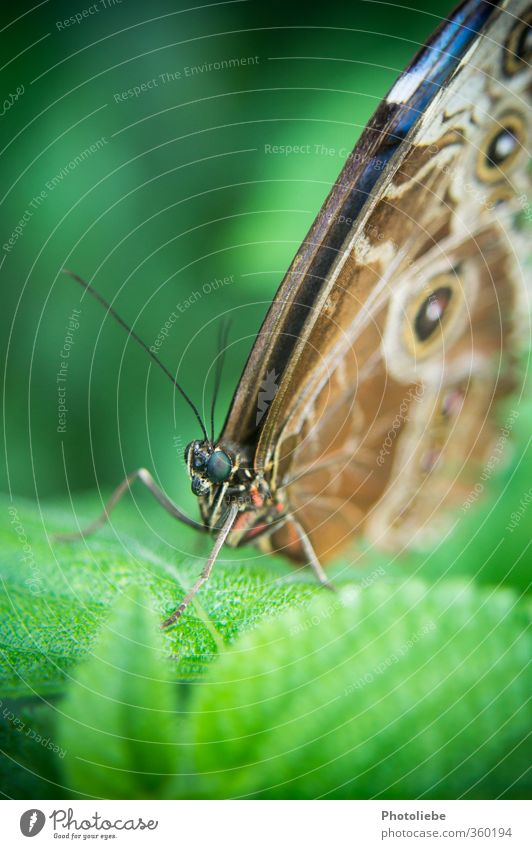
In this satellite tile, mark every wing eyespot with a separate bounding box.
[414,286,453,342]
[477,113,526,182]
[402,274,463,359]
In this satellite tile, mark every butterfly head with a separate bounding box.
[184,439,237,497]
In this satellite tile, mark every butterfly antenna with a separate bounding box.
[210,317,232,442]
[62,270,209,441]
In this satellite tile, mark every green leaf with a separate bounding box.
[57,587,182,799]
[0,492,323,698]
[1,390,530,702]
[183,581,531,799]
[0,699,65,799]
[0,398,530,798]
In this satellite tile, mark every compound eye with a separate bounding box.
[206,450,232,483]
[191,475,210,497]
[191,444,209,470]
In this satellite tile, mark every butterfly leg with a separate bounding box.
[52,467,206,542]
[288,516,336,591]
[162,503,239,628]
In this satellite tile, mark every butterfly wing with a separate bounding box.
[221,0,531,561]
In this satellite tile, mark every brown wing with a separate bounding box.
[223,0,531,562]
[220,0,503,450]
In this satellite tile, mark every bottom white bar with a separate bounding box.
[2,799,530,848]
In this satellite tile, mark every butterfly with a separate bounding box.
[59,0,531,627]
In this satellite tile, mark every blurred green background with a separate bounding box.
[1,0,530,803]
[2,0,455,507]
